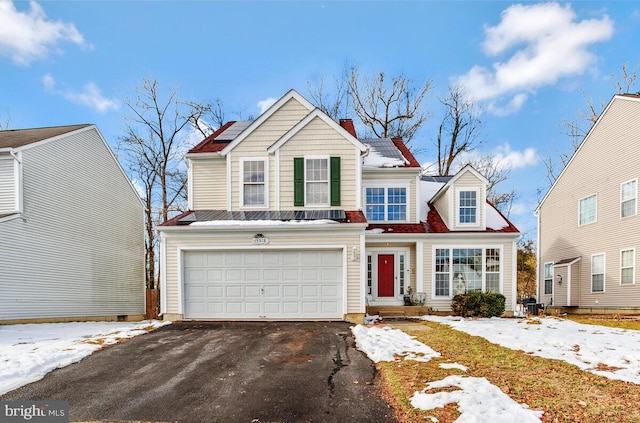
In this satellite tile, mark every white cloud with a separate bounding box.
[492,143,538,171]
[257,97,277,114]
[456,2,614,115]
[42,74,119,113]
[0,0,90,65]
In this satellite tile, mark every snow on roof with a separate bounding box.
[485,203,509,230]
[361,138,409,168]
[419,179,447,221]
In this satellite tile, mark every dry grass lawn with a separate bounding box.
[378,318,640,423]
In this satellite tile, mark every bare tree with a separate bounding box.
[120,78,212,289]
[542,63,639,186]
[307,70,351,120]
[436,84,484,176]
[348,68,431,145]
[0,110,10,130]
[517,239,537,300]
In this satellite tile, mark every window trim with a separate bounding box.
[591,253,605,293]
[621,248,635,286]
[363,182,410,223]
[621,179,637,219]
[304,155,330,207]
[456,187,480,227]
[578,193,597,226]
[431,245,503,299]
[543,262,554,295]
[239,157,268,209]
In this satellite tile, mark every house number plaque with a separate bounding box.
[252,234,269,245]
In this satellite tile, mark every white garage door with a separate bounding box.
[183,250,343,319]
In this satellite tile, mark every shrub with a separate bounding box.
[451,292,506,317]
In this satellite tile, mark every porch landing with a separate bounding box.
[366,305,433,318]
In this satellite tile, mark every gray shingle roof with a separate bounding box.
[0,124,91,149]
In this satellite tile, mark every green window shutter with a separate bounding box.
[294,157,304,206]
[330,156,341,206]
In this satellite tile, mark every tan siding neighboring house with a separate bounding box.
[537,94,640,311]
[0,125,145,322]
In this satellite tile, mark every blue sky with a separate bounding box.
[1,1,639,240]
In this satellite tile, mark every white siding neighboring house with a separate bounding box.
[158,89,521,323]
[536,94,640,313]
[0,124,145,323]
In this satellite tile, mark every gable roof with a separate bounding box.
[536,94,640,213]
[267,108,367,153]
[429,164,489,204]
[0,124,91,149]
[219,89,315,156]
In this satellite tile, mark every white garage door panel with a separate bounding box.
[183,250,343,319]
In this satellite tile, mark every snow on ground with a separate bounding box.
[411,375,544,423]
[422,315,640,384]
[0,320,170,395]
[351,324,440,362]
[351,324,543,422]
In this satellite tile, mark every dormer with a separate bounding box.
[429,165,488,231]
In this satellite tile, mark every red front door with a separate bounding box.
[377,254,395,297]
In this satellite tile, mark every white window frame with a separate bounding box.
[543,262,554,295]
[621,248,635,286]
[578,194,597,226]
[431,245,503,299]
[363,182,410,223]
[621,179,637,219]
[304,155,330,207]
[456,188,480,227]
[591,253,605,293]
[239,157,268,208]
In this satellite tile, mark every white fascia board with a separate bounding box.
[157,222,368,234]
[220,89,315,156]
[430,164,489,204]
[361,167,419,175]
[535,94,639,213]
[267,108,368,153]
[185,152,223,159]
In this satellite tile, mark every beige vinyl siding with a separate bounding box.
[0,128,144,321]
[0,154,17,213]
[422,238,516,312]
[451,171,485,231]
[362,170,417,222]
[230,98,310,210]
[433,188,451,228]
[278,116,359,210]
[162,229,363,315]
[538,97,640,308]
[190,158,226,209]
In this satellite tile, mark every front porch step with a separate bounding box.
[366,305,433,317]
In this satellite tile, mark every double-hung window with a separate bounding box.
[294,156,340,207]
[621,248,635,285]
[621,180,637,218]
[579,194,597,225]
[544,262,553,295]
[591,253,605,292]
[305,158,329,206]
[458,189,478,225]
[241,158,267,207]
[365,186,407,221]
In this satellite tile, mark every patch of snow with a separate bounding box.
[364,314,382,324]
[422,316,640,384]
[190,219,339,226]
[363,146,407,168]
[419,180,446,221]
[485,203,509,230]
[411,375,543,422]
[365,228,385,234]
[0,320,170,395]
[439,362,468,372]
[351,324,440,363]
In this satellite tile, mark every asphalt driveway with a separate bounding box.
[1,321,396,423]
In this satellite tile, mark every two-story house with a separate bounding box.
[158,89,520,323]
[536,94,640,313]
[0,124,145,323]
